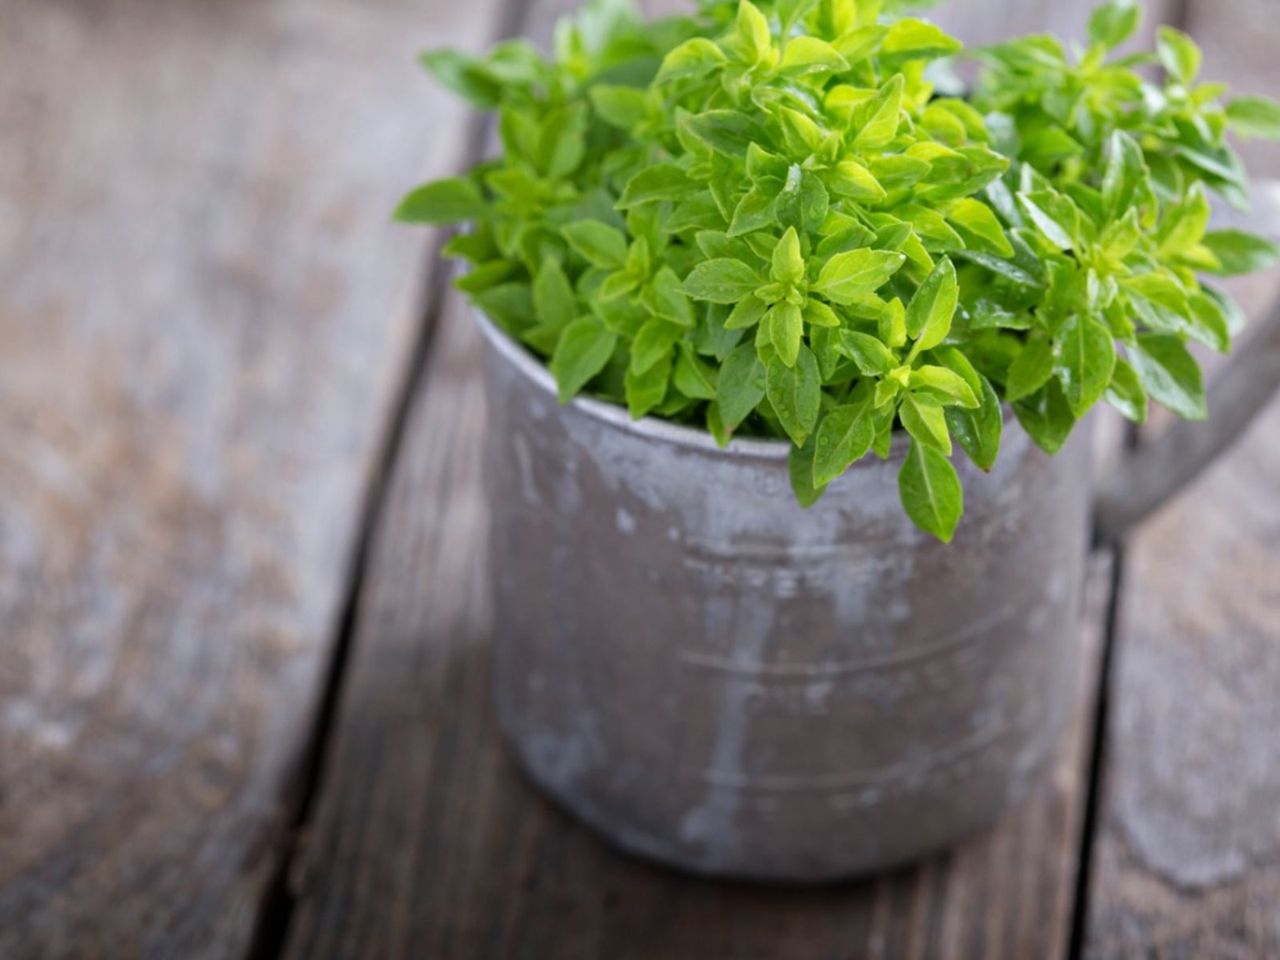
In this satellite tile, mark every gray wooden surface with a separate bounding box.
[0,0,1276,957]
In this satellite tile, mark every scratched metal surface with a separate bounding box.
[481,315,1094,880]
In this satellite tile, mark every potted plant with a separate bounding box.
[398,0,1280,880]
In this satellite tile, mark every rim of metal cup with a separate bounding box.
[474,309,930,466]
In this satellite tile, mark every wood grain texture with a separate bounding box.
[1082,6,1280,952]
[0,0,504,955]
[1085,280,1280,958]
[281,291,1117,960]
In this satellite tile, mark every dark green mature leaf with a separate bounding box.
[550,317,618,403]
[395,177,486,223]
[788,438,828,508]
[625,349,672,418]
[717,342,766,429]
[899,440,964,543]
[1129,334,1207,420]
[1006,334,1056,402]
[946,374,1002,471]
[766,346,822,445]
[813,403,875,486]
[1105,355,1148,423]
[1056,314,1117,417]
[682,110,766,156]
[1013,379,1076,455]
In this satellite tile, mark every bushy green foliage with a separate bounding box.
[398,0,1280,541]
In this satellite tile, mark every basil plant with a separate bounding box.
[398,0,1280,541]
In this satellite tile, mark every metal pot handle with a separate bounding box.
[1092,291,1280,546]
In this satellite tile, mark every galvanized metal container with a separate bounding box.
[477,283,1280,880]
[479,314,1092,881]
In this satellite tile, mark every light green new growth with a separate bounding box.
[398,0,1280,541]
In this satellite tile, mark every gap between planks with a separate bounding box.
[242,1,531,954]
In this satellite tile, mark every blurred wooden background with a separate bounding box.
[1,0,1277,957]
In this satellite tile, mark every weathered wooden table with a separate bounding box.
[3,0,1278,957]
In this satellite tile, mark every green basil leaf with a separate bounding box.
[630,318,682,374]
[768,301,804,367]
[1200,229,1280,276]
[766,346,822,445]
[813,403,875,487]
[1225,95,1280,140]
[683,258,762,303]
[673,344,718,400]
[853,75,904,150]
[1005,333,1056,402]
[717,342,767,429]
[1055,313,1117,417]
[728,184,781,237]
[779,36,849,74]
[880,18,962,62]
[900,394,952,454]
[1101,131,1146,219]
[550,317,618,403]
[906,257,958,353]
[1088,0,1140,49]
[899,439,964,543]
[828,159,887,202]
[724,295,769,331]
[788,437,828,508]
[564,220,629,269]
[657,38,728,83]
[1105,355,1148,424]
[1156,26,1201,83]
[910,365,980,408]
[946,198,1013,256]
[533,259,577,329]
[395,176,486,223]
[588,85,649,129]
[771,227,806,285]
[624,348,672,419]
[618,164,697,208]
[836,330,897,375]
[814,248,905,304]
[537,102,588,179]
[946,374,1003,471]
[640,266,696,327]
[1129,333,1207,420]
[1013,379,1076,455]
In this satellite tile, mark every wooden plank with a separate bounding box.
[1084,275,1280,957]
[1082,5,1280,952]
[0,0,508,955]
